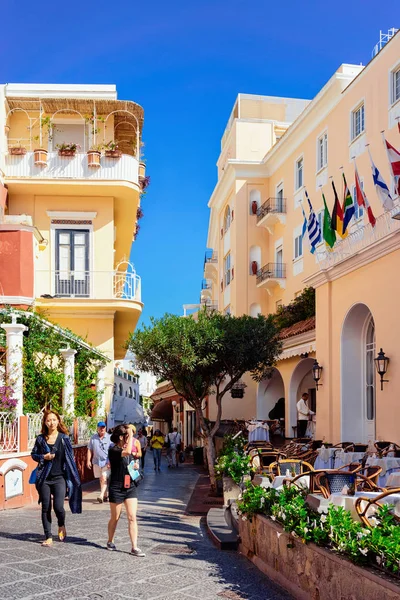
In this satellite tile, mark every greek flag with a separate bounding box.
[305,191,321,254]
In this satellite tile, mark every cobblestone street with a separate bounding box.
[0,462,292,600]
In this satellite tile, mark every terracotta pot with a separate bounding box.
[139,161,146,178]
[221,280,224,291]
[105,149,122,158]
[231,209,234,220]
[33,148,47,166]
[251,200,258,215]
[9,147,26,156]
[58,150,76,157]
[87,150,101,168]
[251,261,258,275]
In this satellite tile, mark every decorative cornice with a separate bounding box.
[46,211,97,219]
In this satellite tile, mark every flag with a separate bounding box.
[368,149,394,211]
[331,180,347,238]
[342,173,355,234]
[355,162,376,227]
[322,192,336,249]
[301,205,307,240]
[384,137,400,196]
[305,191,321,254]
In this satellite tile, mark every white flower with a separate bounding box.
[281,512,287,521]
[242,515,248,521]
[303,527,309,534]
[260,497,265,506]
[320,514,327,523]
[376,556,382,565]
[357,532,364,540]
[359,548,368,556]
[318,505,328,514]
[362,528,371,535]
[271,515,276,521]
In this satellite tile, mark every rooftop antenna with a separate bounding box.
[372,28,399,58]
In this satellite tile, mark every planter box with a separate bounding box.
[9,147,26,156]
[223,476,241,505]
[239,514,400,600]
[33,149,47,166]
[105,150,122,158]
[58,150,76,157]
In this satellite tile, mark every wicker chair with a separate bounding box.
[285,469,324,494]
[374,441,400,456]
[268,459,314,477]
[315,470,382,499]
[357,465,383,488]
[333,442,354,451]
[353,443,368,453]
[251,451,282,473]
[355,488,400,527]
[337,462,363,473]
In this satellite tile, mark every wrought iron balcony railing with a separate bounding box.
[201,279,212,290]
[257,197,287,222]
[256,263,286,285]
[204,250,218,264]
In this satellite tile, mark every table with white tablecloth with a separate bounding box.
[329,491,400,521]
[314,447,337,470]
[386,472,400,488]
[271,474,310,490]
[366,456,400,487]
[247,421,270,443]
[333,451,366,469]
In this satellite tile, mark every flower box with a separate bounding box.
[33,149,47,166]
[9,147,26,156]
[87,150,101,168]
[58,150,76,157]
[239,514,400,600]
[105,150,122,158]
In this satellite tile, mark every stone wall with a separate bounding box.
[239,514,400,600]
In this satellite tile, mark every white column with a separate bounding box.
[1,315,28,417]
[96,365,106,417]
[60,347,77,414]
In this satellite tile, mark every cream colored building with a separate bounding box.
[203,29,400,444]
[0,83,145,412]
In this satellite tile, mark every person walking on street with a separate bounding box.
[296,392,314,438]
[137,429,148,470]
[150,429,164,471]
[31,410,82,547]
[165,427,181,469]
[107,424,145,557]
[87,421,112,503]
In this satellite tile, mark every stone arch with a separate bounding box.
[341,303,376,443]
[288,357,315,437]
[257,368,285,420]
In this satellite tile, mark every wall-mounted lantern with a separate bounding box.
[374,348,389,391]
[312,360,323,391]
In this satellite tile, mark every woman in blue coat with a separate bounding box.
[31,410,82,546]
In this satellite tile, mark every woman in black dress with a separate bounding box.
[31,410,82,546]
[107,424,145,557]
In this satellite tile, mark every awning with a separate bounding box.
[112,395,145,423]
[150,398,173,422]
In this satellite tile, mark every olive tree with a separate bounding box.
[127,309,281,489]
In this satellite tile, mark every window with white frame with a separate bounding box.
[276,184,284,212]
[295,157,304,190]
[392,66,400,104]
[224,253,231,287]
[351,103,365,140]
[352,183,364,220]
[317,132,328,171]
[294,233,303,260]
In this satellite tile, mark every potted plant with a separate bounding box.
[87,145,102,168]
[33,137,47,166]
[9,141,27,156]
[32,117,55,165]
[56,142,80,157]
[104,140,122,158]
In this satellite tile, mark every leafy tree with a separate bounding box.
[127,309,281,489]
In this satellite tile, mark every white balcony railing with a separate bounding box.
[4,151,139,186]
[0,412,18,453]
[27,410,45,450]
[35,270,141,303]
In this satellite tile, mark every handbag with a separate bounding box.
[29,467,38,485]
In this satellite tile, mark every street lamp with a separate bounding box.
[374,348,389,391]
[312,360,323,391]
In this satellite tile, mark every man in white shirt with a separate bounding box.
[165,427,182,468]
[296,393,314,438]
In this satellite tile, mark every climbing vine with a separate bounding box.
[0,309,107,415]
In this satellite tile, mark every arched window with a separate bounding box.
[118,383,123,396]
[224,205,231,232]
[365,318,375,422]
[128,387,133,398]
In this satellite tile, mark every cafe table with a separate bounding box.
[333,451,365,469]
[314,447,337,470]
[307,490,400,522]
[366,456,400,487]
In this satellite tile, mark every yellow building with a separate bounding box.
[0,83,144,412]
[203,29,400,444]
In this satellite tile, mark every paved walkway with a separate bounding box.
[0,460,292,600]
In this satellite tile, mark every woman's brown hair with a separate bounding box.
[41,409,70,437]
[110,424,129,444]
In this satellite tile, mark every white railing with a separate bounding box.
[316,203,400,271]
[4,151,139,187]
[77,416,94,445]
[35,270,141,303]
[0,412,18,453]
[27,409,45,450]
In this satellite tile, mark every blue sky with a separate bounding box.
[1,1,398,328]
